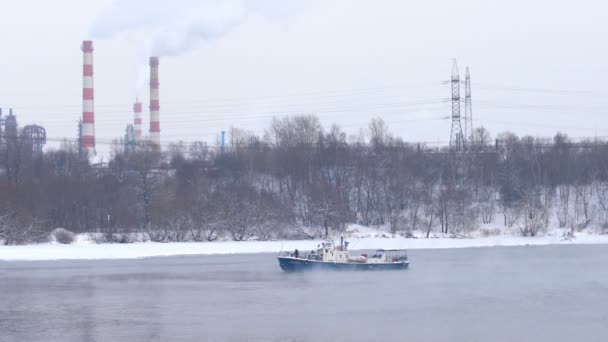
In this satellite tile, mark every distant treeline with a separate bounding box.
[2,115,608,244]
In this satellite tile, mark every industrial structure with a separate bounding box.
[133,101,143,140]
[4,108,18,145]
[464,67,473,143]
[22,125,47,155]
[0,108,48,155]
[124,124,136,153]
[81,40,95,155]
[149,57,161,148]
[449,60,465,151]
[68,41,478,156]
[78,43,162,154]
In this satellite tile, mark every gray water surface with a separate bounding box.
[1,245,607,342]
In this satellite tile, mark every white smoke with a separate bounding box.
[89,0,309,96]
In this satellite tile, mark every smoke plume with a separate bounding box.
[89,0,307,96]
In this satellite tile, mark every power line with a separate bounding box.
[473,83,603,96]
[14,98,449,118]
[6,81,446,110]
[476,119,600,131]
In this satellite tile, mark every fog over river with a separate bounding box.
[1,245,607,342]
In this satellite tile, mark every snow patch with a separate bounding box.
[344,224,394,239]
[2,226,608,261]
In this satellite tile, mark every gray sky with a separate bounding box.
[1,0,607,155]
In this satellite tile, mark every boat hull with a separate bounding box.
[278,256,408,272]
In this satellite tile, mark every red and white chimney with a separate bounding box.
[133,101,142,140]
[149,57,160,148]
[81,40,95,154]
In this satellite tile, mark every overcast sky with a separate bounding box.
[1,0,607,155]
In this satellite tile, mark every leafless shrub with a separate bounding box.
[1,214,44,245]
[50,228,75,244]
[479,187,496,224]
[600,223,608,235]
[107,233,132,244]
[145,224,170,242]
[518,192,550,237]
[285,225,322,240]
[166,213,192,242]
[0,216,10,245]
[480,228,501,237]
[573,183,592,230]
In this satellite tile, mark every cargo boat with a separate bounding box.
[277,238,409,272]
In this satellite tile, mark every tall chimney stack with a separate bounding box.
[149,57,160,148]
[133,101,143,140]
[81,40,95,154]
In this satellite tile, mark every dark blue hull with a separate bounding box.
[278,257,409,272]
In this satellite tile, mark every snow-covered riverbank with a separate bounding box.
[2,227,608,261]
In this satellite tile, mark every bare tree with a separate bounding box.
[188,141,211,161]
[479,185,496,224]
[518,190,550,237]
[573,182,592,230]
[556,185,570,228]
[471,126,492,152]
[5,113,608,244]
[368,117,391,148]
[308,181,349,237]
[130,141,163,228]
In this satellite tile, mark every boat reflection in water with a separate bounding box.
[278,237,409,272]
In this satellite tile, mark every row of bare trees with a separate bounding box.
[2,115,608,244]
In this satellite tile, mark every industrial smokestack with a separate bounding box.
[133,101,143,140]
[5,108,18,142]
[149,56,160,148]
[81,40,95,154]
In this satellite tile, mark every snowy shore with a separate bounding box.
[1,227,608,261]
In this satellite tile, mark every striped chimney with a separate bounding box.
[149,57,160,148]
[81,40,95,153]
[133,101,143,140]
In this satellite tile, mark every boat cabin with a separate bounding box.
[316,240,349,263]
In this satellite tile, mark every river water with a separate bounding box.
[1,245,607,342]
